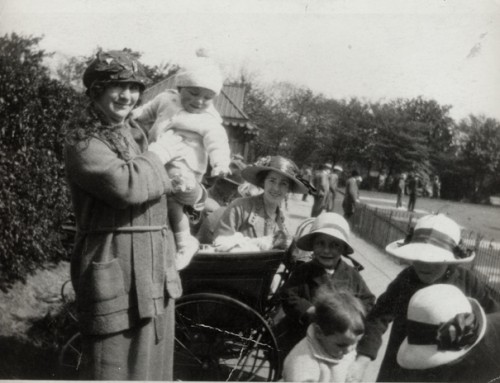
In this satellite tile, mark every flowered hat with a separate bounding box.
[175,50,223,95]
[385,214,475,264]
[83,50,151,91]
[296,213,354,254]
[397,284,486,370]
[241,156,308,194]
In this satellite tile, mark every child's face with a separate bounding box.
[312,233,344,269]
[413,261,449,284]
[316,326,362,359]
[179,87,216,114]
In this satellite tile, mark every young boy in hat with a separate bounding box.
[283,286,367,382]
[278,213,375,359]
[133,50,231,269]
[397,284,500,382]
[347,214,500,382]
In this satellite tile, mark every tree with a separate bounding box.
[456,115,500,201]
[0,33,82,289]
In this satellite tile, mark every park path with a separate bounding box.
[286,193,405,382]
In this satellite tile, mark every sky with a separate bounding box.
[1,0,499,121]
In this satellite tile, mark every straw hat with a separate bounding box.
[397,284,486,370]
[333,165,343,172]
[296,213,354,254]
[241,156,308,194]
[385,214,475,264]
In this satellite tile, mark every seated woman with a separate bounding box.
[212,155,308,252]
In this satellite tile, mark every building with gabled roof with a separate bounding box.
[142,76,258,161]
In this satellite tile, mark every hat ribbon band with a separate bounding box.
[411,228,457,252]
[407,312,479,351]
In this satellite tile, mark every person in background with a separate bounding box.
[396,284,500,382]
[396,173,406,209]
[432,175,441,199]
[64,50,205,380]
[342,170,361,219]
[278,213,375,360]
[301,164,313,202]
[347,214,500,382]
[133,50,230,270]
[326,165,342,213]
[283,286,367,383]
[407,172,419,212]
[213,155,308,252]
[311,162,332,217]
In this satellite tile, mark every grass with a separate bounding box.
[357,189,500,241]
[0,261,75,379]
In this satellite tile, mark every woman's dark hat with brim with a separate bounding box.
[241,156,308,194]
[83,50,151,91]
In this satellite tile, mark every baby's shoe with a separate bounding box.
[175,231,200,270]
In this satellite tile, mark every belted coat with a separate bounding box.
[64,115,202,335]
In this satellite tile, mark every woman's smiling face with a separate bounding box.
[312,233,345,269]
[263,171,290,205]
[95,82,141,123]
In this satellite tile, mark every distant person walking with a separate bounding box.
[342,170,361,219]
[407,173,418,212]
[301,165,313,202]
[311,163,332,217]
[326,165,342,212]
[396,173,406,209]
[432,175,441,199]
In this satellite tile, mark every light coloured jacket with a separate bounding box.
[133,90,230,176]
[213,194,289,239]
[283,325,356,382]
[64,115,202,335]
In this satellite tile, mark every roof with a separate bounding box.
[142,76,258,134]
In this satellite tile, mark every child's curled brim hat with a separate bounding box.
[241,156,308,194]
[296,213,354,254]
[397,284,486,370]
[385,214,475,264]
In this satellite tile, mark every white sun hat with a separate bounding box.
[397,284,486,370]
[333,165,343,172]
[385,214,475,264]
[296,213,354,254]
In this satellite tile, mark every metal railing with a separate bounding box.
[351,203,500,300]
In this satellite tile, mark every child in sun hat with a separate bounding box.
[283,285,367,382]
[397,284,500,382]
[347,214,500,383]
[277,212,375,360]
[133,49,230,270]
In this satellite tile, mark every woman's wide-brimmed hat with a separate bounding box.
[385,214,475,264]
[241,156,308,194]
[296,213,354,254]
[397,284,486,370]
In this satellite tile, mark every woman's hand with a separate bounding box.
[149,130,189,165]
[213,233,245,252]
[167,162,196,193]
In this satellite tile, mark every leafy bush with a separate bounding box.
[0,33,84,290]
